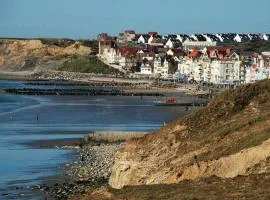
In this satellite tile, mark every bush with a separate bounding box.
[58,55,121,74]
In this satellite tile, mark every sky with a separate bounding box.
[0,0,270,39]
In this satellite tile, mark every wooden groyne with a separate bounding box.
[4,88,165,96]
[23,80,149,87]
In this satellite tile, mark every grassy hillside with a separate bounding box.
[72,174,270,200]
[71,80,270,200]
[177,80,270,161]
[68,80,270,200]
[58,55,122,74]
[109,79,270,189]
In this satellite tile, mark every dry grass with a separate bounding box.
[88,132,149,143]
[71,173,270,200]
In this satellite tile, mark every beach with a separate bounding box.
[0,79,198,199]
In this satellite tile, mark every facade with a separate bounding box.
[154,57,169,78]
[140,64,152,75]
[182,40,217,50]
[97,31,270,83]
[178,48,241,84]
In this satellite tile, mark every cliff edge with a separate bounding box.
[0,39,91,72]
[109,80,270,189]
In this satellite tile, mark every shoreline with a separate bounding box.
[0,70,211,97]
[26,131,149,199]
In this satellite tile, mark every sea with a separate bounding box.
[0,79,189,199]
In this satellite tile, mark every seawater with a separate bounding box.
[0,80,186,199]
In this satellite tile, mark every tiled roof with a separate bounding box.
[117,47,137,58]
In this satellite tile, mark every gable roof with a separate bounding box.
[117,47,137,58]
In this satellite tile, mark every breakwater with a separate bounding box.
[4,88,164,96]
[23,80,149,87]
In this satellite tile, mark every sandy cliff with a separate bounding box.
[109,80,270,189]
[0,39,91,72]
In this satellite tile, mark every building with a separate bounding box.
[97,33,116,56]
[154,57,169,78]
[140,63,152,75]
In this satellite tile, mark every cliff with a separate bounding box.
[109,80,270,189]
[0,39,91,72]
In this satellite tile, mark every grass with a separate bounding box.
[73,173,270,200]
[69,80,270,200]
[88,132,148,143]
[167,80,270,162]
[58,55,123,74]
[39,38,75,47]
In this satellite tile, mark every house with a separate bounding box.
[262,34,269,41]
[153,57,169,78]
[124,30,136,41]
[140,63,152,75]
[234,34,242,42]
[117,47,137,70]
[167,49,174,56]
[102,47,117,64]
[138,35,146,44]
[248,34,261,42]
[183,39,217,50]
[262,52,270,79]
[148,38,165,46]
[178,58,196,80]
[165,39,174,49]
[97,33,116,56]
[178,47,241,84]
[137,34,150,44]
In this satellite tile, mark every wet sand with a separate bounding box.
[22,138,85,149]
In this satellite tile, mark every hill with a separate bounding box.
[109,80,270,189]
[68,80,270,199]
[0,39,116,75]
[0,39,90,71]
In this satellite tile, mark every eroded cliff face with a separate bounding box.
[109,80,270,189]
[0,39,91,71]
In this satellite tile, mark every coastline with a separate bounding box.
[28,131,148,199]
[0,76,209,199]
[0,71,33,81]
[0,70,211,98]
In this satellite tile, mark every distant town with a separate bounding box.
[97,31,270,85]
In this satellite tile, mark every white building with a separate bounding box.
[165,39,174,49]
[140,64,152,75]
[234,34,242,43]
[178,54,241,84]
[102,48,117,64]
[138,35,146,44]
[182,40,217,50]
[245,54,268,83]
[154,57,169,78]
[178,59,194,79]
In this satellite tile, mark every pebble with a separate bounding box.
[39,142,122,199]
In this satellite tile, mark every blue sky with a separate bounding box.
[0,0,270,39]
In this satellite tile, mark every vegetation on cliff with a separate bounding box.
[39,38,98,53]
[70,80,270,200]
[58,55,122,74]
[108,80,270,192]
[0,39,91,71]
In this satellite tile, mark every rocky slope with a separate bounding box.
[109,80,270,189]
[0,39,91,72]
